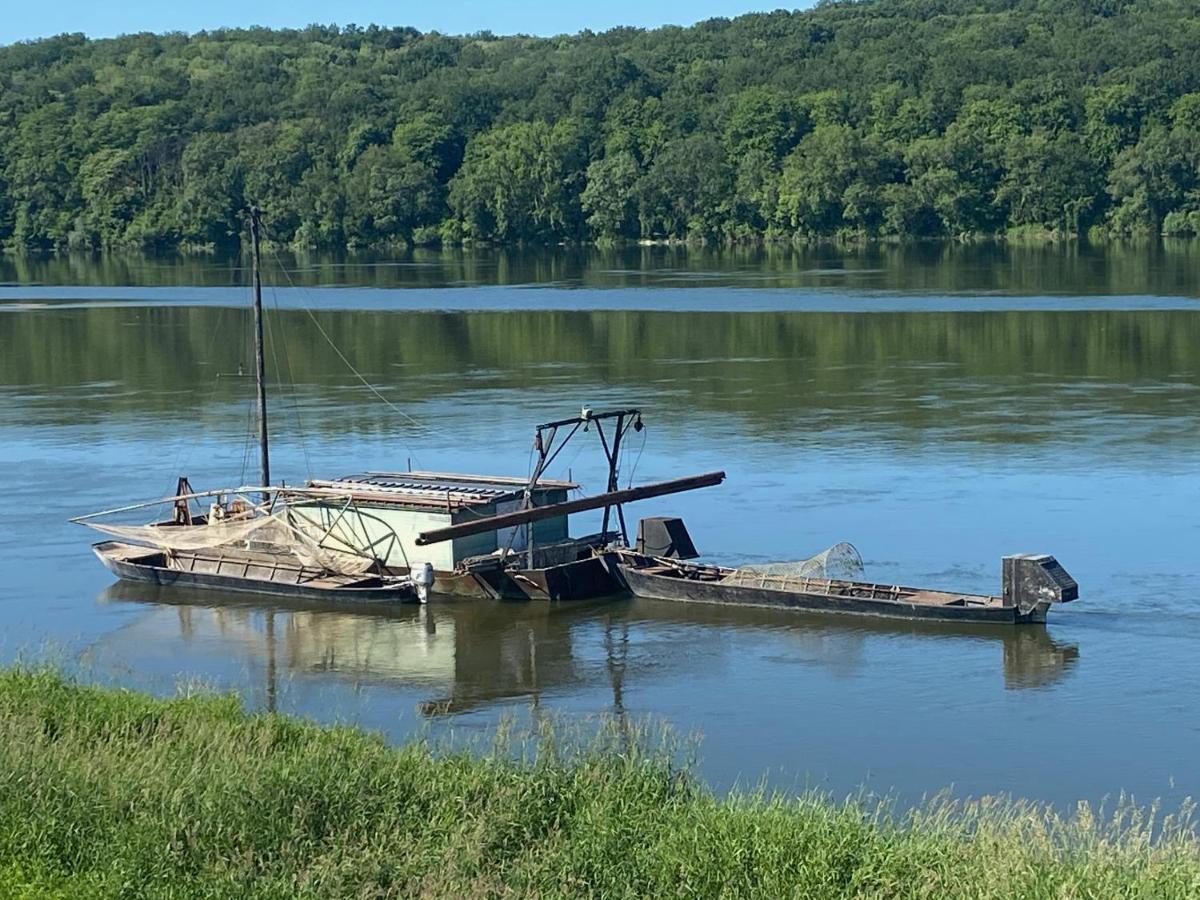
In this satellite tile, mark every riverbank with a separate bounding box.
[0,670,1196,898]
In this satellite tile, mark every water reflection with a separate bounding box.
[625,599,1080,692]
[6,241,1200,296]
[4,306,1198,455]
[93,584,1079,721]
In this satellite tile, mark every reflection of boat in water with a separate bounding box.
[96,582,622,715]
[95,580,1079,720]
[620,597,1080,691]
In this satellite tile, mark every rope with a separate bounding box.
[238,361,257,487]
[265,282,314,481]
[626,422,648,488]
[258,226,447,460]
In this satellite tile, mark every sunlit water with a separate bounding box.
[1,244,1198,810]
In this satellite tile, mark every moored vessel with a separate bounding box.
[608,517,1078,625]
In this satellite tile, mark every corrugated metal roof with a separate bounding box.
[303,471,578,511]
[337,474,514,497]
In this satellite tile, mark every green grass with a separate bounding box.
[0,669,1196,898]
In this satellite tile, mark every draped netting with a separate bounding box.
[721,542,864,586]
[85,511,379,575]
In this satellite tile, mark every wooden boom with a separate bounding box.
[414,471,726,546]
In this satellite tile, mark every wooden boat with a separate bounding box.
[607,524,1078,625]
[79,480,426,603]
[391,463,725,600]
[75,208,424,604]
[93,540,414,603]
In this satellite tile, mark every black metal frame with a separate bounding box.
[501,408,644,565]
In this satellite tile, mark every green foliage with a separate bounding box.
[345,147,442,247]
[0,669,1198,898]
[777,125,893,235]
[581,151,641,239]
[636,134,732,239]
[449,119,587,241]
[4,1,1200,248]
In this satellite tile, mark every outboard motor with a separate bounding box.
[1002,554,1078,614]
[636,517,699,560]
[409,562,435,604]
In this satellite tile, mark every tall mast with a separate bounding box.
[248,207,270,500]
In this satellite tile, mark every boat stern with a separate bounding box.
[1002,554,1078,616]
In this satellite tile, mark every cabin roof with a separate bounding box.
[303,471,578,511]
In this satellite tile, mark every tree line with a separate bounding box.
[2,0,1200,250]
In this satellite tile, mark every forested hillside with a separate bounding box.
[2,0,1200,250]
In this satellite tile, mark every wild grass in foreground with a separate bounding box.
[0,669,1196,899]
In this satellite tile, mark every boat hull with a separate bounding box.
[95,542,416,604]
[511,555,623,601]
[613,560,1050,625]
[430,556,623,601]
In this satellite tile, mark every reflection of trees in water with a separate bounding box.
[96,584,1079,721]
[6,243,1200,294]
[7,305,1199,450]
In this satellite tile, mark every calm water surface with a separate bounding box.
[1,244,1198,810]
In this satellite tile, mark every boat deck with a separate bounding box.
[634,559,1002,608]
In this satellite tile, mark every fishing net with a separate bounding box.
[86,508,379,575]
[721,542,864,586]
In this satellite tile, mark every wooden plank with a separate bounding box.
[414,471,726,546]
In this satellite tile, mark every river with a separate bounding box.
[1,242,1197,810]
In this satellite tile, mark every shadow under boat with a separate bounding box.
[96,579,1080,718]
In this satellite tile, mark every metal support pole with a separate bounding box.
[249,207,271,503]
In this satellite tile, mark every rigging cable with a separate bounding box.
[259,227,447,462]
[265,280,314,481]
[625,421,648,489]
[238,303,259,487]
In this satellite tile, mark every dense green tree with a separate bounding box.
[176,133,243,248]
[449,120,587,241]
[776,125,893,235]
[724,88,810,161]
[581,151,641,240]
[1107,126,1190,232]
[4,0,1200,248]
[997,131,1099,233]
[344,146,442,246]
[636,134,732,239]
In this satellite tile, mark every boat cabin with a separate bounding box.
[289,471,579,572]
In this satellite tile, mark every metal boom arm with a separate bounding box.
[414,471,725,546]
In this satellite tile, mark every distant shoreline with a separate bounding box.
[5,230,1199,260]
